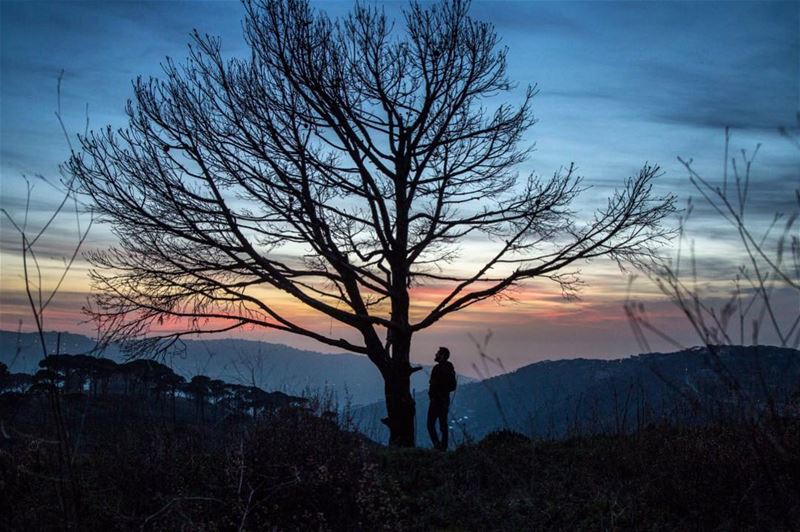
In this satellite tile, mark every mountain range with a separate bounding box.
[4,331,798,445]
[0,330,473,406]
[353,345,800,445]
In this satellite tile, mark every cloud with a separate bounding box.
[470,2,586,36]
[514,1,797,134]
[640,61,796,132]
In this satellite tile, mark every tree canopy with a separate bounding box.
[70,0,675,445]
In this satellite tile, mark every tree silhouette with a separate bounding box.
[186,375,212,422]
[69,0,674,446]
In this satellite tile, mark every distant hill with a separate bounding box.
[354,345,800,445]
[0,330,474,406]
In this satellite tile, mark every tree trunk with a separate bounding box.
[382,330,416,447]
[383,363,416,446]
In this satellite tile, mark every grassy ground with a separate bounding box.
[378,425,800,531]
[1,395,799,530]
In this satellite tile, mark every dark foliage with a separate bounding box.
[1,399,377,530]
[2,388,798,530]
[379,424,800,531]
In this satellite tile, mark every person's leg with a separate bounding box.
[438,402,449,450]
[427,400,440,449]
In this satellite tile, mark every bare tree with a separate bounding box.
[69,0,674,446]
[1,72,93,527]
[627,128,800,353]
[623,126,800,523]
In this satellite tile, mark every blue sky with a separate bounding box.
[1,0,798,372]
[2,1,796,182]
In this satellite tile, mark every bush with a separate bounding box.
[2,394,798,530]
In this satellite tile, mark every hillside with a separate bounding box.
[2,390,798,530]
[0,331,473,406]
[2,342,799,529]
[355,345,800,445]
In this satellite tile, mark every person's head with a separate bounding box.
[435,347,450,363]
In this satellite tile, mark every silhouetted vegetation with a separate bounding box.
[1,353,307,426]
[3,381,798,530]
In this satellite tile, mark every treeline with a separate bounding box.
[0,354,307,424]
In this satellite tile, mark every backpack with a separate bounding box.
[445,363,457,392]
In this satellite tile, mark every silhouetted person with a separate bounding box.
[427,347,457,451]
